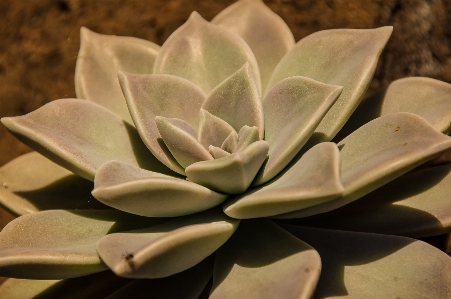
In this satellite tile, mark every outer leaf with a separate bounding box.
[210,219,320,299]
[119,72,206,174]
[198,109,236,149]
[284,225,451,299]
[75,28,160,123]
[267,27,393,140]
[156,117,212,168]
[278,112,451,218]
[212,0,295,91]
[336,77,451,140]
[256,76,342,184]
[93,161,227,217]
[298,164,451,238]
[1,99,172,181]
[0,210,164,279]
[186,141,269,194]
[96,208,239,279]
[202,63,264,139]
[0,152,107,216]
[153,12,261,95]
[0,271,131,299]
[106,256,213,299]
[224,142,343,219]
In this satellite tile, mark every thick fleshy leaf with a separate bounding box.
[221,131,238,153]
[0,152,107,216]
[235,126,259,152]
[212,0,295,91]
[336,77,451,141]
[0,271,131,299]
[210,219,320,299]
[298,164,451,238]
[209,146,231,159]
[93,161,227,217]
[224,142,343,219]
[96,208,239,279]
[1,99,172,181]
[202,63,264,139]
[0,210,165,279]
[156,117,212,168]
[75,28,160,123]
[256,77,342,184]
[153,12,261,95]
[279,112,451,218]
[186,141,269,194]
[198,109,236,149]
[119,72,206,174]
[284,225,451,299]
[106,256,213,299]
[267,27,393,140]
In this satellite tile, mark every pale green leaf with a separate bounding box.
[0,210,164,279]
[299,164,451,238]
[198,109,236,149]
[0,279,59,299]
[267,27,393,140]
[156,117,212,168]
[278,113,451,218]
[1,99,172,181]
[284,225,451,299]
[186,141,269,194]
[96,208,239,279]
[224,142,343,219]
[106,256,213,299]
[221,131,238,153]
[119,72,207,174]
[210,220,320,299]
[75,28,159,123]
[0,152,107,216]
[93,161,227,217]
[202,63,264,139]
[256,76,342,184]
[153,12,261,95]
[235,126,259,152]
[212,0,295,91]
[209,146,231,159]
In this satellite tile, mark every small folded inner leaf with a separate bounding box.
[186,141,269,194]
[224,142,343,219]
[202,63,264,139]
[92,161,228,217]
[96,208,240,279]
[197,109,236,149]
[235,126,260,152]
[221,131,239,153]
[209,146,231,159]
[156,117,213,168]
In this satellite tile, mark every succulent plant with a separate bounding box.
[1,0,451,298]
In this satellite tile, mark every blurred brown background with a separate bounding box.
[1,0,451,167]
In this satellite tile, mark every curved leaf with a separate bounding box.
[284,225,451,299]
[209,146,231,159]
[0,279,59,299]
[221,131,238,153]
[96,208,239,279]
[202,63,264,139]
[0,210,164,279]
[153,12,261,95]
[186,141,269,194]
[0,152,107,216]
[156,117,212,168]
[210,220,320,299]
[75,28,160,123]
[198,109,235,149]
[256,76,342,184]
[119,72,206,174]
[1,99,172,181]
[279,113,451,218]
[267,27,393,141]
[212,0,295,91]
[224,142,343,219]
[93,161,227,217]
[236,126,260,152]
[299,164,451,238]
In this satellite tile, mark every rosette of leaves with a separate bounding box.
[1,0,451,298]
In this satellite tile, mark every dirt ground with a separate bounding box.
[1,0,451,166]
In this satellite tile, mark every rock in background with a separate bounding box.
[0,0,451,166]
